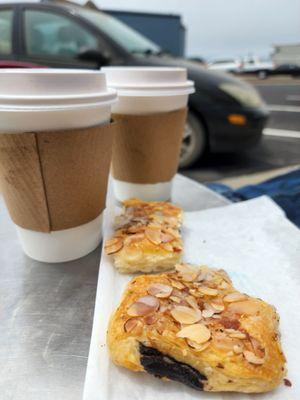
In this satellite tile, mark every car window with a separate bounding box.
[0,9,13,55]
[78,8,160,55]
[24,9,98,58]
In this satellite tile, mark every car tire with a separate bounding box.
[258,70,267,79]
[179,111,207,169]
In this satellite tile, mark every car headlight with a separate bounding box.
[219,83,264,108]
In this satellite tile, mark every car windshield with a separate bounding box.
[77,8,161,55]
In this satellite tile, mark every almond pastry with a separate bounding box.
[107,264,286,392]
[105,198,183,273]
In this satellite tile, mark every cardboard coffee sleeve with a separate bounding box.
[0,123,116,232]
[111,108,187,184]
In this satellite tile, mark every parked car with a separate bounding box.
[270,63,300,78]
[0,1,269,167]
[208,59,242,74]
[239,61,300,79]
[239,57,274,79]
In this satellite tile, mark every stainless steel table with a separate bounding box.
[0,175,229,400]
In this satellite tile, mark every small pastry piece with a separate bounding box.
[107,264,286,393]
[104,198,183,273]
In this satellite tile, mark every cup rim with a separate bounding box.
[0,68,103,74]
[0,69,116,104]
[0,88,118,111]
[0,98,117,112]
[113,82,195,97]
[102,67,194,96]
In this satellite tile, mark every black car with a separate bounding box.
[0,1,269,167]
[271,64,300,77]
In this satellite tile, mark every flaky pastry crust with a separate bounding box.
[107,264,286,393]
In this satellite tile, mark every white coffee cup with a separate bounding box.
[102,67,195,201]
[0,69,117,263]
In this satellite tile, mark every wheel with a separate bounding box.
[258,70,267,79]
[179,111,207,168]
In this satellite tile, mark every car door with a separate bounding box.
[18,5,103,69]
[0,6,15,62]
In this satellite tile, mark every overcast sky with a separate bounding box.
[83,0,300,60]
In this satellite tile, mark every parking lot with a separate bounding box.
[182,76,300,185]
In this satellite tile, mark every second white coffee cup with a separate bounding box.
[102,67,195,202]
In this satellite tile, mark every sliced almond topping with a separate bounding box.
[159,304,169,313]
[233,344,243,354]
[177,323,211,344]
[196,271,210,282]
[161,242,174,252]
[186,296,200,310]
[175,263,198,274]
[145,227,162,245]
[163,216,178,227]
[211,302,225,312]
[224,328,236,333]
[202,309,215,318]
[171,306,202,324]
[175,264,199,282]
[164,227,180,238]
[223,292,247,303]
[189,289,202,298]
[125,233,145,245]
[217,269,231,281]
[250,337,265,357]
[170,296,181,303]
[219,280,229,289]
[227,300,261,315]
[228,331,247,339]
[187,340,210,352]
[127,295,159,317]
[172,288,186,298]
[114,214,131,229]
[160,232,175,243]
[147,283,172,298]
[124,318,143,333]
[144,314,158,325]
[171,280,185,290]
[204,272,216,282]
[147,222,163,230]
[198,287,218,296]
[243,350,265,365]
[127,224,145,234]
[163,207,179,217]
[104,238,123,255]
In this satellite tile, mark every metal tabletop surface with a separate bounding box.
[1,175,229,400]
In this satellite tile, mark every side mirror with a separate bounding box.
[77,48,111,66]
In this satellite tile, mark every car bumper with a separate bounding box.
[204,106,269,152]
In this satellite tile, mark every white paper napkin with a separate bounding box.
[83,196,300,400]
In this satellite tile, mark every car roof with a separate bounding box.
[0,0,83,10]
[0,1,102,19]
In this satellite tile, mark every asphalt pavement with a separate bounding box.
[255,77,300,132]
[181,76,300,185]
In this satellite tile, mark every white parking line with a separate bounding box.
[263,128,300,139]
[267,105,300,112]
